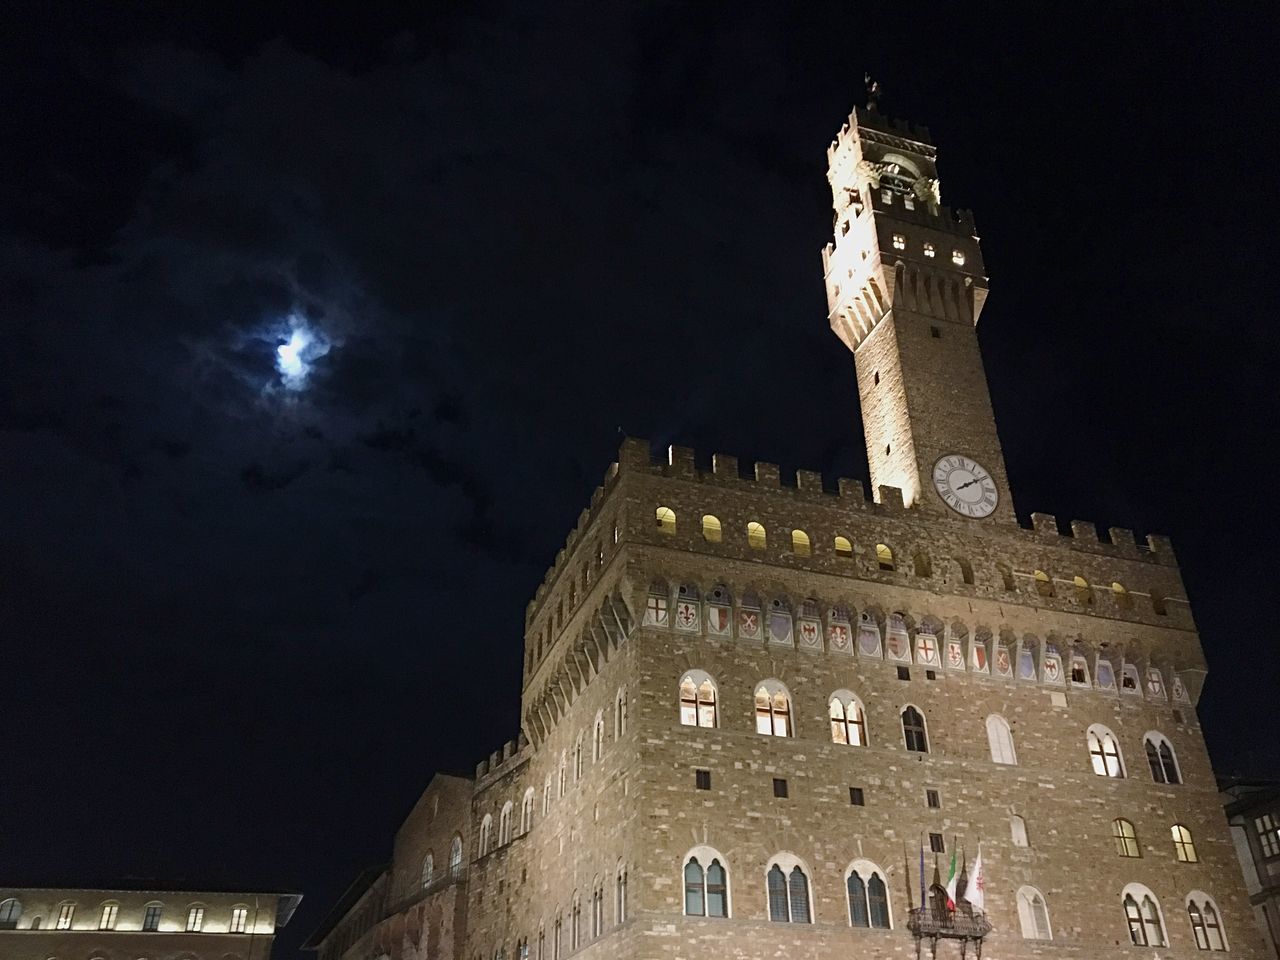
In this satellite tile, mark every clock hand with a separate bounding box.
[956,477,983,490]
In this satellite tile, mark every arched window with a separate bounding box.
[655,506,676,534]
[499,801,514,845]
[55,901,75,930]
[553,912,562,960]
[834,535,854,558]
[747,521,767,550]
[574,734,584,780]
[592,880,604,938]
[1112,581,1130,607]
[1016,886,1051,940]
[0,899,21,929]
[571,894,581,949]
[1123,885,1166,947]
[754,680,793,737]
[1144,733,1182,784]
[449,835,463,876]
[1112,818,1140,857]
[1172,824,1198,862]
[558,751,567,796]
[97,901,119,930]
[543,776,553,815]
[1186,892,1228,951]
[766,857,812,923]
[791,529,811,556]
[829,691,867,746]
[521,788,535,834]
[1087,724,1125,777]
[901,705,928,753]
[1010,814,1029,847]
[986,714,1016,765]
[1033,570,1054,598]
[615,688,627,738]
[593,711,605,763]
[479,814,493,856]
[997,563,1015,591]
[702,515,722,542]
[679,671,717,728]
[422,853,435,889]
[185,904,205,932]
[683,847,729,918]
[142,901,163,931]
[1073,575,1092,605]
[875,543,895,571]
[845,861,892,929]
[913,552,932,578]
[615,861,628,924]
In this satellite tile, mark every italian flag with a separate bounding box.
[944,847,959,909]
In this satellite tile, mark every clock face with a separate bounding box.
[932,455,998,518]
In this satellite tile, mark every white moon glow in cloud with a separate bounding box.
[275,316,330,390]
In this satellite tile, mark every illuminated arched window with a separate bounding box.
[875,543,894,571]
[1016,887,1051,940]
[479,814,493,856]
[655,506,676,533]
[755,680,793,737]
[1123,885,1166,947]
[791,529,811,556]
[1172,824,1198,862]
[986,714,1016,765]
[449,835,463,876]
[521,788,535,835]
[1073,575,1092,605]
[593,711,605,762]
[1187,892,1228,951]
[829,691,867,746]
[421,853,434,889]
[702,515,722,542]
[1034,569,1054,598]
[1112,818,1140,857]
[834,535,853,558]
[0,899,21,929]
[1087,724,1125,777]
[679,671,718,728]
[1112,581,1130,607]
[747,521,767,550]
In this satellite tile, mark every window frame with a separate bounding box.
[1016,886,1052,940]
[1143,732,1182,785]
[1112,818,1141,858]
[679,670,718,728]
[829,690,868,746]
[986,713,1017,765]
[901,705,929,753]
[1122,884,1167,948]
[844,859,893,929]
[682,846,730,919]
[754,680,794,738]
[1087,724,1125,778]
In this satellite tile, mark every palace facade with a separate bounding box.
[307,97,1266,960]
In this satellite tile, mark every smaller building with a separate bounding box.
[1223,779,1280,957]
[0,881,301,960]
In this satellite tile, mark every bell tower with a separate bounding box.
[822,95,1016,524]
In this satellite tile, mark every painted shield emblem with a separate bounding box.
[1044,657,1060,682]
[947,641,963,668]
[739,610,760,639]
[829,624,850,650]
[768,612,793,645]
[676,601,698,629]
[799,621,820,645]
[707,605,730,634]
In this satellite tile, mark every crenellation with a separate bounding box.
[1109,526,1137,548]
[665,444,696,477]
[1070,519,1099,541]
[1030,511,1058,535]
[753,461,780,485]
[796,468,823,491]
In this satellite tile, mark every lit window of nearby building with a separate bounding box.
[1256,813,1280,857]
[98,903,118,931]
[186,906,204,932]
[951,249,965,266]
[55,902,75,930]
[230,905,249,934]
[923,242,936,258]
[892,234,906,250]
[143,903,163,931]
[1113,818,1141,858]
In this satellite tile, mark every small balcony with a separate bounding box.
[906,905,991,958]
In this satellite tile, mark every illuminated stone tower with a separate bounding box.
[823,104,1014,522]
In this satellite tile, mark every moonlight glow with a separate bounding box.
[275,316,329,390]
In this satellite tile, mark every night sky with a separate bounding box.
[4,4,1279,957]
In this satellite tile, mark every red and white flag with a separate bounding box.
[962,842,985,911]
